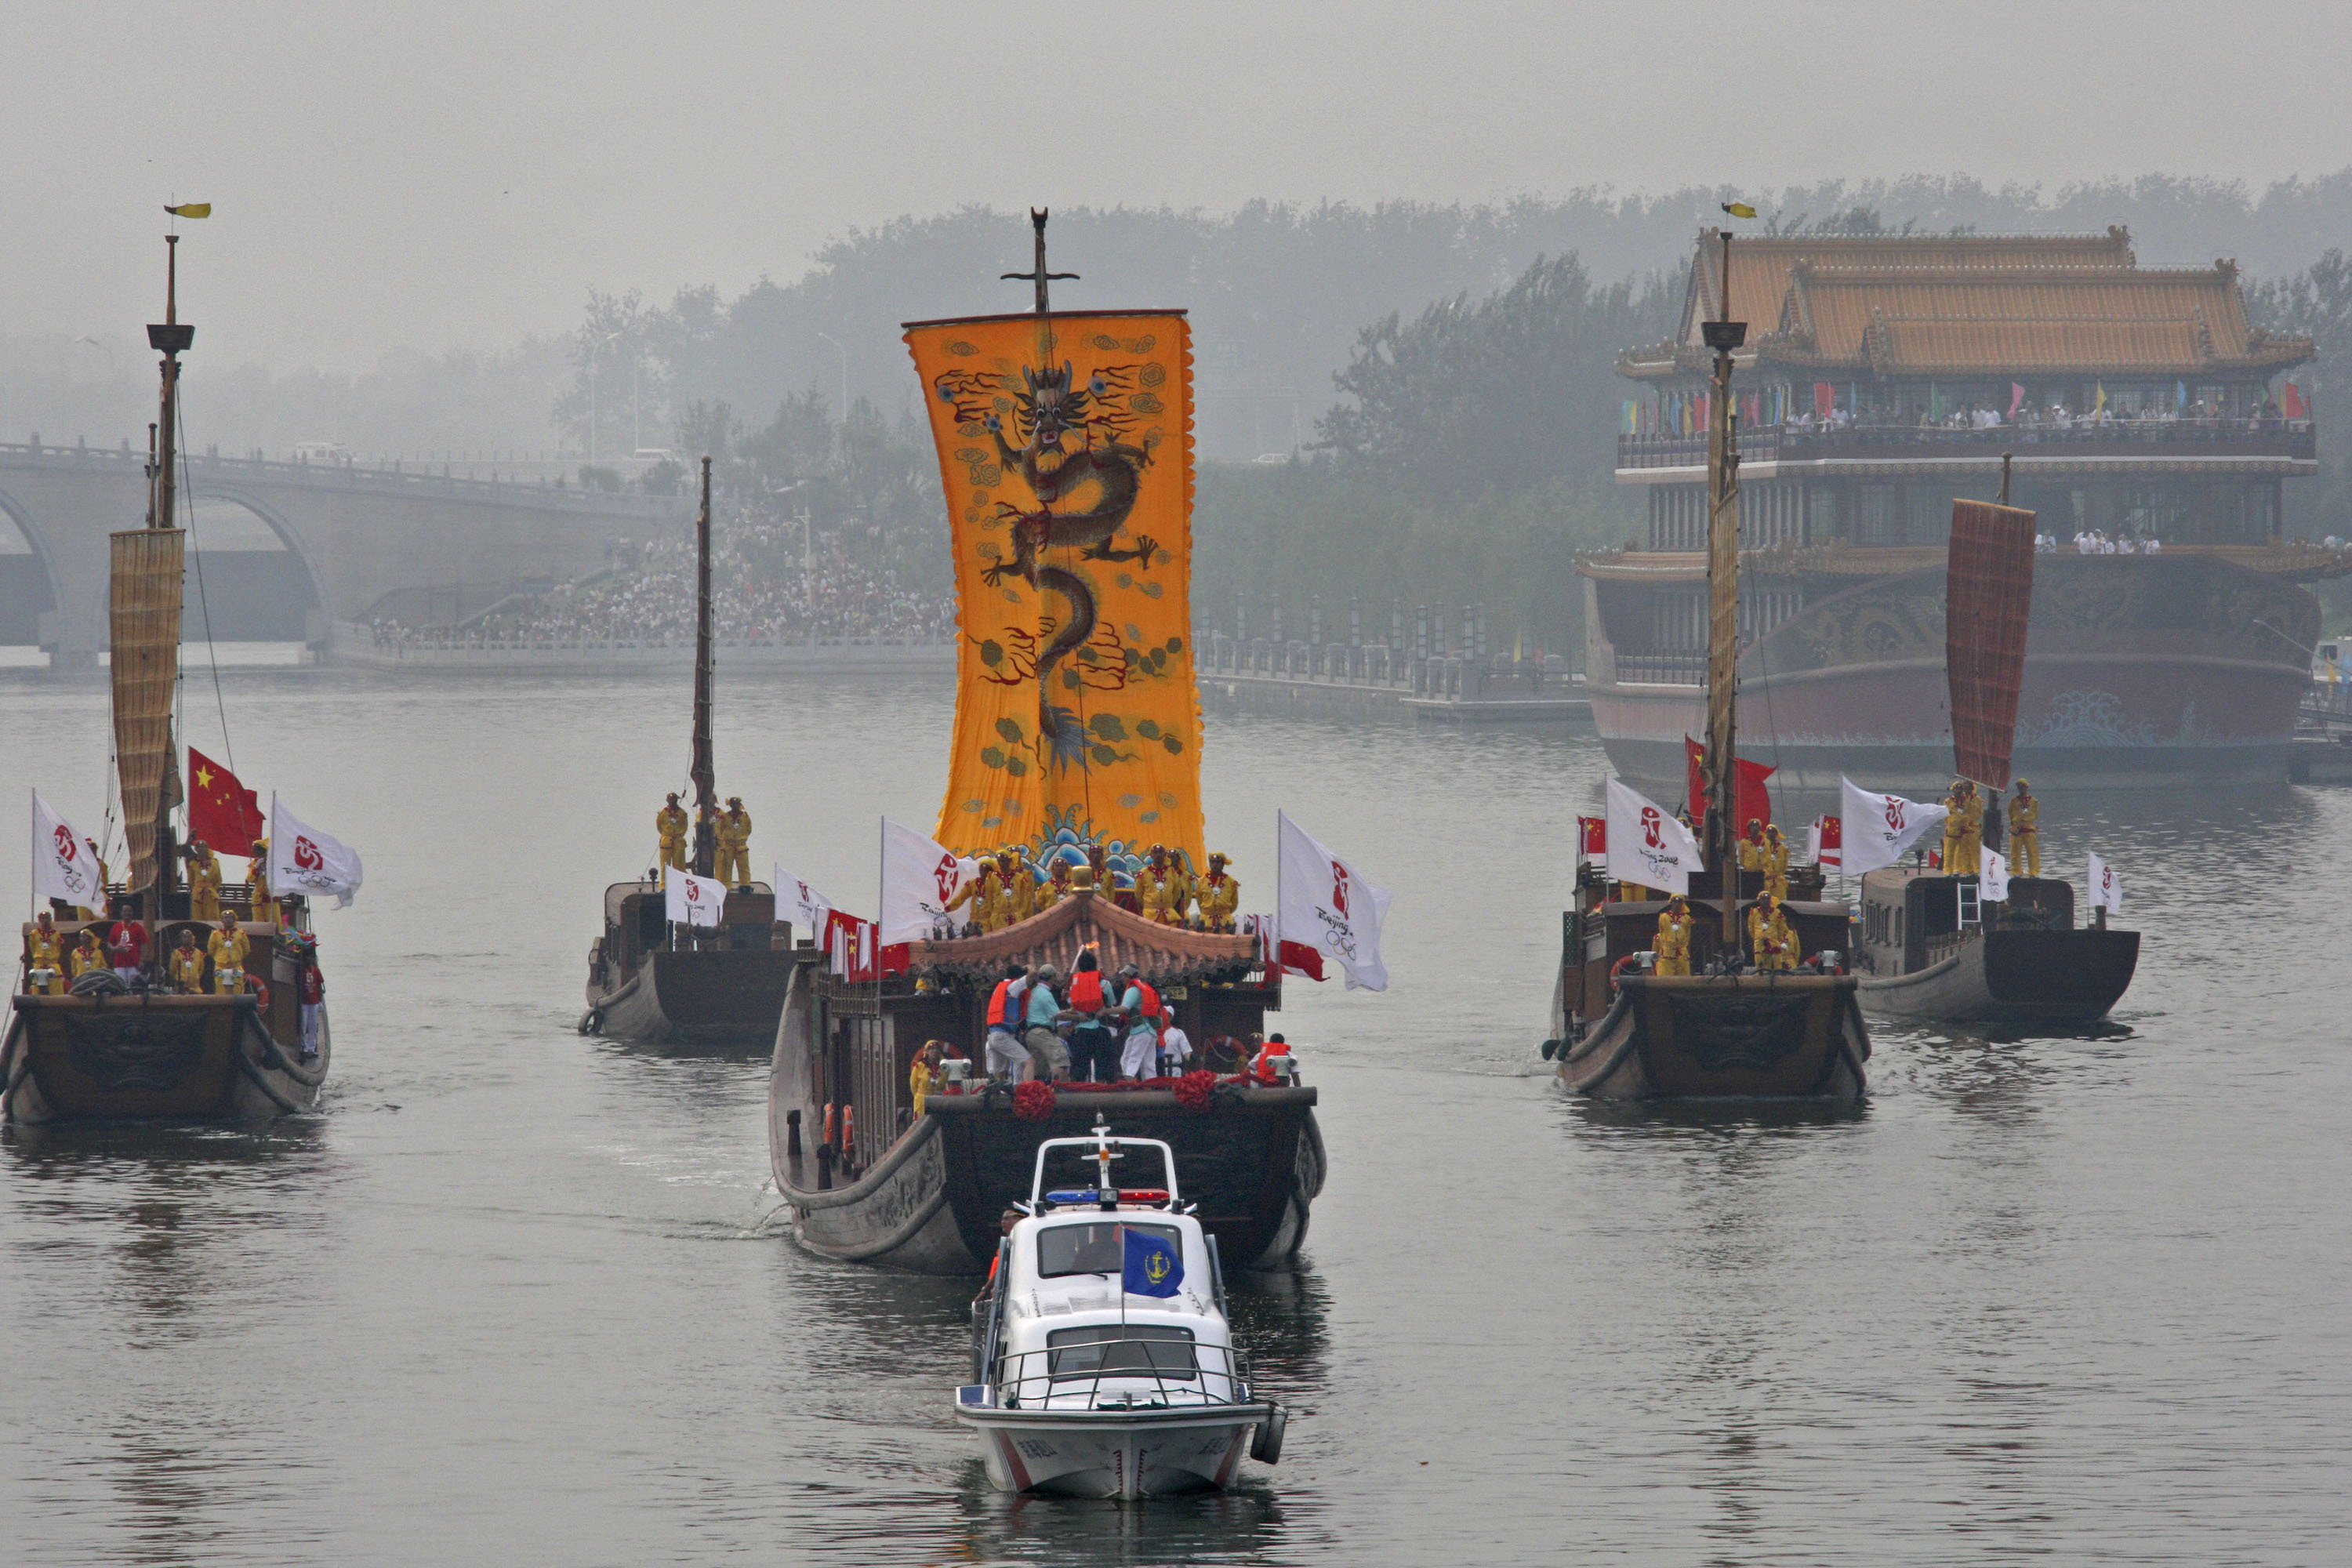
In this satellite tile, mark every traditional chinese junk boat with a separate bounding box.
[583,458,791,1045]
[1854,485,2140,1023]
[1588,227,2345,792]
[5,228,328,1123]
[1548,227,1870,1102]
[768,212,1324,1271]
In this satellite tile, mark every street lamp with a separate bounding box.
[589,329,623,465]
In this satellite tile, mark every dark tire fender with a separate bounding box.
[1251,1404,1286,1465]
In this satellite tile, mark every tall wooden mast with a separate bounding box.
[688,455,717,877]
[1700,227,1747,950]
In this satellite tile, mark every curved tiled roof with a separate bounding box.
[906,889,1261,985]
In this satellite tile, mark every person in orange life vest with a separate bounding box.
[169,927,208,993]
[105,906,149,984]
[1115,963,1164,1080]
[1064,949,1118,1083]
[299,944,325,1060]
[1250,1033,1294,1083]
[982,964,1033,1082]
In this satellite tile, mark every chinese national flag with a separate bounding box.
[187,748,264,855]
[1682,736,1776,831]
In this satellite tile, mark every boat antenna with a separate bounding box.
[1699,214,1749,954]
[1002,207,1079,350]
[143,228,198,942]
[1998,451,2013,507]
[688,456,717,878]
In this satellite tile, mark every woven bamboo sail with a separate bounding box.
[111,527,185,895]
[1946,500,2038,788]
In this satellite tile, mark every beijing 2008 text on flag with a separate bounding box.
[268,794,364,908]
[666,869,726,928]
[880,818,978,945]
[30,791,102,909]
[1276,811,1391,991]
[772,863,833,940]
[1602,777,1700,896]
[1838,778,1950,878]
[906,311,1202,862]
[1122,1225,1183,1299]
[1979,847,2011,905]
[2088,851,2123,916]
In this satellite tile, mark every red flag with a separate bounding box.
[2282,383,2307,419]
[1682,736,1776,832]
[1816,815,1843,869]
[187,748,264,853]
[1813,381,1835,418]
[1577,815,1606,861]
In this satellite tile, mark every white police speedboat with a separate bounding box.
[956,1122,1286,1500]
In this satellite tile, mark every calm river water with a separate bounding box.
[2,667,2347,1566]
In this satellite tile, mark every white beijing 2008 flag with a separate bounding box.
[1838,777,1950,877]
[1979,847,2010,904]
[1602,776,1701,895]
[880,819,977,945]
[269,794,365,908]
[772,862,833,939]
[1276,811,1392,991]
[666,868,727,927]
[2088,851,2123,915]
[31,791,103,909]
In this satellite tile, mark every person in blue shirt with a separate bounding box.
[1022,964,1072,1082]
[1116,964,1163,1080]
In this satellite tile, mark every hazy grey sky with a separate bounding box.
[10,0,2352,372]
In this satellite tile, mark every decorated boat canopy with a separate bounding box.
[907,887,1256,987]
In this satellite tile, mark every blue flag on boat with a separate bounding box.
[1122,1226,1182,1298]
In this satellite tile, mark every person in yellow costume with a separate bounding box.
[184,839,223,923]
[1044,859,1075,907]
[1737,818,1767,872]
[69,928,106,980]
[74,837,111,920]
[1138,845,1181,925]
[248,839,280,928]
[2008,779,2041,877]
[1760,824,1791,902]
[1952,782,1984,877]
[945,858,1000,933]
[24,911,67,994]
[1748,893,1799,972]
[1198,853,1240,933]
[997,849,1037,925]
[1165,849,1197,926]
[714,796,753,887]
[655,793,690,885]
[169,927,208,993]
[207,915,252,994]
[1653,894,1693,977]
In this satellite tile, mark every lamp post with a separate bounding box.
[1701,205,1751,951]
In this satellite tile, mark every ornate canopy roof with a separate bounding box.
[1622,227,2313,383]
[906,890,1261,985]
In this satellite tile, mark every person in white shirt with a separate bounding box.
[1157,1021,1193,1076]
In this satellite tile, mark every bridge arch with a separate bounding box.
[0,488,60,648]
[180,485,328,644]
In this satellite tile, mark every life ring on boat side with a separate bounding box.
[1607,953,1643,996]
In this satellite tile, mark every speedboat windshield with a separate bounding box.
[1046,1323,1198,1380]
[1036,1221,1181,1278]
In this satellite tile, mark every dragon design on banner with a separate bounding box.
[907,311,1202,860]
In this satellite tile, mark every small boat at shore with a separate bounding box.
[957,1123,1286,1499]
[583,458,797,1044]
[8,223,332,1125]
[1854,867,2139,1023]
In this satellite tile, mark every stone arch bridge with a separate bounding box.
[0,442,685,661]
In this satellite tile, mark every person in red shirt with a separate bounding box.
[299,942,325,1060]
[105,907,149,983]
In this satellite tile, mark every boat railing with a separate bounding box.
[985,1337,1250,1412]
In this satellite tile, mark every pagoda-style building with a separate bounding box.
[1582,227,2343,792]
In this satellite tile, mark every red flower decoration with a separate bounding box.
[1172,1070,1216,1111]
[1012,1080,1056,1122]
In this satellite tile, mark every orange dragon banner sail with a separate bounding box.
[906,310,1201,862]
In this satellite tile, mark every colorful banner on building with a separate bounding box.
[906,310,1202,863]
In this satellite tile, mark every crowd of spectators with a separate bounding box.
[370,515,956,646]
[1784,393,2300,434]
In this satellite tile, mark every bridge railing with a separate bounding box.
[0,441,681,517]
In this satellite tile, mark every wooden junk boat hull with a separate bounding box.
[585,880,794,1045]
[3,992,328,1124]
[1555,973,1868,1100]
[1857,928,2140,1022]
[1853,870,2139,1023]
[768,891,1323,1273]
